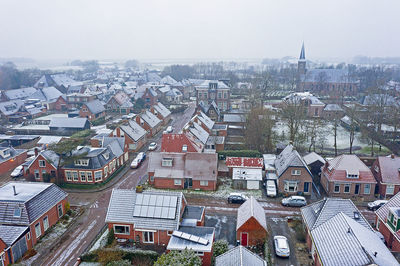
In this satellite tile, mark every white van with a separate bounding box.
[266,180,277,197]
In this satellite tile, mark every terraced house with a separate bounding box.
[0,182,68,265]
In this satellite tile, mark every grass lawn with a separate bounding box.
[355,145,391,156]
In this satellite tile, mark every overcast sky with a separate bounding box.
[0,0,399,61]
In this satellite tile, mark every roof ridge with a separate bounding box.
[240,245,243,266]
[311,198,330,230]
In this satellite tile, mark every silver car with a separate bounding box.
[274,235,290,257]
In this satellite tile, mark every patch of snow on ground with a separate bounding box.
[89,228,109,252]
[271,217,287,223]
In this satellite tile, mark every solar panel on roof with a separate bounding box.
[172,231,182,237]
[198,238,209,245]
[148,206,155,218]
[133,205,141,217]
[154,206,162,218]
[136,194,143,205]
[161,207,169,219]
[172,230,209,245]
[189,235,200,242]
[169,196,177,207]
[142,194,150,204]
[181,233,191,240]
[149,195,157,206]
[140,205,148,217]
[168,207,176,219]
[163,196,171,207]
[156,195,163,206]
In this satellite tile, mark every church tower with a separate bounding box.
[298,42,306,75]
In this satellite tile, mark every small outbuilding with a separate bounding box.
[232,168,263,190]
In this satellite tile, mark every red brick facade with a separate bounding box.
[0,150,27,176]
[161,134,200,153]
[376,216,400,252]
[278,166,313,195]
[148,175,216,191]
[111,127,146,152]
[79,103,106,121]
[236,217,267,247]
[24,154,58,181]
[54,96,68,111]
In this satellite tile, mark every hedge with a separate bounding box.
[217,150,262,159]
[81,248,159,264]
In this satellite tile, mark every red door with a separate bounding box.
[241,232,248,246]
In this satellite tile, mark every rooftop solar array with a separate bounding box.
[133,194,178,220]
[172,231,209,245]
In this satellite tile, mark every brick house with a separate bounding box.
[195,80,230,112]
[79,99,106,121]
[274,145,313,195]
[111,120,147,152]
[236,197,267,247]
[371,155,400,198]
[197,101,221,121]
[23,150,60,182]
[0,182,68,265]
[106,92,134,114]
[150,102,171,125]
[148,152,218,191]
[135,111,162,137]
[282,92,325,118]
[301,198,397,266]
[61,140,127,184]
[321,154,377,200]
[192,111,215,134]
[0,147,27,176]
[375,192,400,251]
[142,88,158,107]
[54,95,68,112]
[161,133,203,153]
[225,157,264,176]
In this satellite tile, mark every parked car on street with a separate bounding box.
[130,158,141,169]
[148,142,158,151]
[10,165,23,178]
[281,196,307,207]
[367,200,388,211]
[228,193,249,204]
[266,180,277,197]
[136,152,146,162]
[166,126,173,133]
[274,235,290,257]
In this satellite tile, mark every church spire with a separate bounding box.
[299,42,305,60]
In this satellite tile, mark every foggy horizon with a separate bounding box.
[1,0,399,61]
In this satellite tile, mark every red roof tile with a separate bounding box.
[161,133,202,153]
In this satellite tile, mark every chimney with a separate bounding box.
[374,252,377,257]
[34,148,39,157]
[13,185,17,196]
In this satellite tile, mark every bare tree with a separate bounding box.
[244,107,275,153]
[280,97,306,144]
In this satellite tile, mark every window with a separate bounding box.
[167,230,173,236]
[66,171,73,181]
[27,232,30,240]
[103,152,110,160]
[80,172,86,182]
[34,170,40,179]
[114,225,130,235]
[304,182,310,193]
[143,231,154,243]
[72,171,79,181]
[43,216,49,231]
[13,208,21,217]
[95,171,102,181]
[57,204,63,218]
[82,107,88,112]
[39,160,46,167]
[174,179,182,186]
[104,166,108,177]
[35,222,41,238]
[150,175,154,182]
[364,184,371,194]
[182,145,188,152]
[87,172,93,182]
[124,152,128,162]
[346,173,359,179]
[291,169,301,175]
[377,219,380,230]
[200,180,208,186]
[387,184,395,195]
[344,184,351,193]
[162,158,173,167]
[374,165,380,173]
[284,181,298,192]
[334,184,340,193]
[74,159,89,166]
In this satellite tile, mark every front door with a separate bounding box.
[355,184,360,195]
[184,178,192,189]
[241,232,248,246]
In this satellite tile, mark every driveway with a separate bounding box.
[268,217,298,266]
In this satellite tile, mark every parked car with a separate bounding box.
[228,193,249,204]
[10,165,23,178]
[274,235,290,257]
[130,158,141,169]
[281,196,307,207]
[136,152,146,162]
[148,142,158,151]
[367,200,388,211]
[166,126,173,133]
[266,180,277,197]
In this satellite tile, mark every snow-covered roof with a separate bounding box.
[303,152,326,165]
[232,168,262,181]
[4,87,37,100]
[0,225,29,246]
[196,80,229,89]
[187,122,209,144]
[84,99,105,114]
[196,111,214,130]
[236,197,267,231]
[153,102,171,118]
[324,104,343,112]
[0,100,24,116]
[120,120,147,141]
[275,144,310,177]
[215,245,267,266]
[141,110,162,128]
[167,226,214,252]
[49,117,88,128]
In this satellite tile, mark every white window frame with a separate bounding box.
[35,222,41,238]
[65,171,72,181]
[39,160,46,167]
[27,232,30,240]
[104,166,108,177]
[200,180,208,186]
[334,184,340,193]
[113,225,130,235]
[57,204,63,218]
[387,184,395,195]
[43,216,49,231]
[34,170,40,179]
[344,184,351,193]
[364,184,371,194]
[284,181,298,192]
[95,170,102,182]
[74,159,89,166]
[174,179,182,186]
[87,171,93,182]
[162,158,173,167]
[291,169,301,176]
[143,231,154,243]
[195,251,204,256]
[72,171,79,181]
[80,171,86,182]
[124,152,129,162]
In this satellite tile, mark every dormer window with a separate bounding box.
[13,207,21,218]
[162,158,173,167]
[103,152,110,160]
[74,159,89,166]
[346,170,359,179]
[388,208,400,232]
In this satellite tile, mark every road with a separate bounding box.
[33,103,195,266]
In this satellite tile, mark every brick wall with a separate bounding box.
[24,154,57,181]
[236,217,267,246]
[378,218,400,252]
[277,167,313,195]
[0,150,27,176]
[151,177,216,191]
